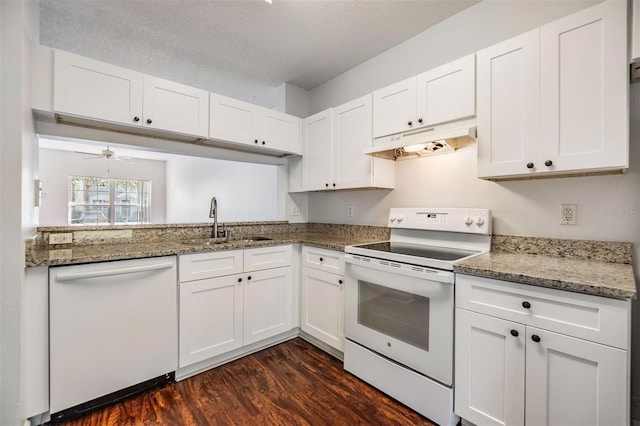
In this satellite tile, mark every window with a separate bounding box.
[69,176,151,225]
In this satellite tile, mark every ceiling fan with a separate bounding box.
[78,146,136,164]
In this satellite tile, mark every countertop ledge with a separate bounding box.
[454,251,636,300]
[25,233,379,267]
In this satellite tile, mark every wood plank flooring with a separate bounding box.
[57,338,435,425]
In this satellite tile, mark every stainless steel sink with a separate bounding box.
[239,236,272,242]
[180,236,272,246]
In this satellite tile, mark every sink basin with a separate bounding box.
[180,236,272,246]
[180,238,229,246]
[239,236,272,242]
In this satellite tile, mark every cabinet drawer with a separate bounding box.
[301,246,344,274]
[243,245,292,272]
[179,250,243,282]
[456,274,630,349]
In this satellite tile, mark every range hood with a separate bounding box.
[365,118,477,160]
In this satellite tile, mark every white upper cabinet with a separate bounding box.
[209,93,301,155]
[209,93,257,145]
[416,54,475,127]
[333,95,394,189]
[54,50,209,138]
[54,50,144,128]
[302,109,334,191]
[372,77,417,138]
[477,0,628,179]
[539,0,628,173]
[143,76,209,137]
[372,55,475,139]
[302,95,394,191]
[257,109,301,154]
[477,29,541,177]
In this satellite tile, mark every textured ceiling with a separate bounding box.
[39,0,478,93]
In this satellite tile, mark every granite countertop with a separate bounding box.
[454,237,636,299]
[26,232,381,267]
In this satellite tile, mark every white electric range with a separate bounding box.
[343,207,491,426]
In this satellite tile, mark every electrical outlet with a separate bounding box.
[49,233,73,244]
[346,204,354,217]
[48,249,73,260]
[560,204,577,225]
[290,206,300,216]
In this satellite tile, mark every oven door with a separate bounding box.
[344,257,454,385]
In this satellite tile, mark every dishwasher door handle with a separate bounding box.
[54,262,175,282]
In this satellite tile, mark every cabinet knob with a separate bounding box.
[247,275,252,281]
[545,160,553,167]
[332,183,336,187]
[133,116,140,122]
[146,118,152,124]
[319,257,324,262]
[510,329,519,337]
[325,183,329,188]
[254,139,259,144]
[418,118,423,124]
[408,120,413,126]
[237,277,242,283]
[262,141,266,145]
[531,334,541,343]
[522,301,531,309]
[338,279,343,285]
[526,162,534,169]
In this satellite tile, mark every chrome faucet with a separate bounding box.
[209,197,218,238]
[209,197,227,238]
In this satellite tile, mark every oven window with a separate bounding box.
[357,280,430,351]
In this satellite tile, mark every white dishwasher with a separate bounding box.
[49,256,178,420]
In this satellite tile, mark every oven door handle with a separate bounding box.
[344,255,454,284]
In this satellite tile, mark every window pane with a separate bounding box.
[69,176,151,225]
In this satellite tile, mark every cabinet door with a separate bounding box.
[209,93,257,145]
[244,245,292,273]
[243,267,293,345]
[178,274,243,368]
[525,327,628,426]
[476,30,541,178]
[301,246,344,275]
[300,267,344,351]
[178,250,243,283]
[142,76,209,137]
[333,95,375,189]
[256,108,301,154]
[53,50,143,127]
[302,109,333,191]
[540,0,628,173]
[455,309,525,426]
[372,77,416,138]
[416,54,475,127]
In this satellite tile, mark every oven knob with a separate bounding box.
[464,216,473,226]
[396,215,404,222]
[475,217,485,226]
[390,214,397,222]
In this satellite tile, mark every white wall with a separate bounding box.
[308,0,600,114]
[306,0,640,420]
[165,155,282,223]
[38,148,167,225]
[1,0,39,423]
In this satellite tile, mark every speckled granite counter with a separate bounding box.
[26,222,389,267]
[454,235,636,299]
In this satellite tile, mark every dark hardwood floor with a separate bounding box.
[57,338,435,425]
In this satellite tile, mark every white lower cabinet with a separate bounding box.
[243,267,293,346]
[179,274,244,367]
[179,246,293,368]
[455,274,630,426]
[300,246,345,351]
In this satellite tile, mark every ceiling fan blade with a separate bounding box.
[83,156,104,160]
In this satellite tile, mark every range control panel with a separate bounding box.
[388,207,491,235]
